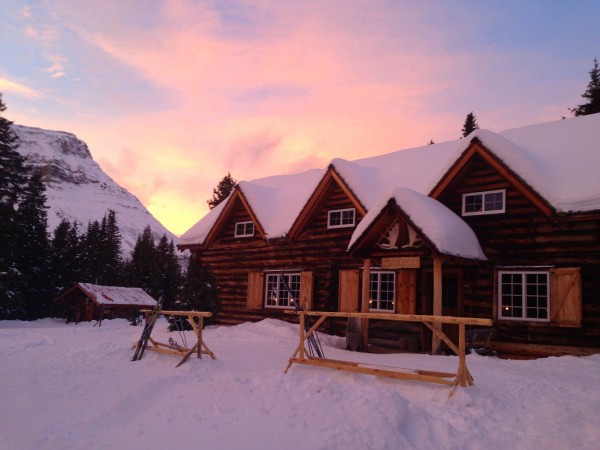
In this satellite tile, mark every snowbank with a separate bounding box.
[1,318,599,449]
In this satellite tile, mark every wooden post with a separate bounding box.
[361,258,371,351]
[432,257,443,354]
[457,323,467,386]
[197,316,203,359]
[299,312,305,360]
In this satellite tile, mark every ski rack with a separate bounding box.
[277,271,324,358]
[133,310,217,367]
[132,298,163,361]
[284,311,492,389]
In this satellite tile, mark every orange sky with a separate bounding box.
[1,1,598,235]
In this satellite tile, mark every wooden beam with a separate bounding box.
[285,311,492,390]
[290,358,454,386]
[284,310,493,326]
[432,257,443,354]
[361,258,371,350]
[422,322,458,355]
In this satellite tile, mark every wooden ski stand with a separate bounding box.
[136,309,216,367]
[284,311,492,389]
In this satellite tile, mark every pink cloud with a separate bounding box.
[7,1,585,235]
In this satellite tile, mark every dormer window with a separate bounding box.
[327,208,356,229]
[234,221,254,237]
[462,189,505,216]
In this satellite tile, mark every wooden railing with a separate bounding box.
[285,311,492,388]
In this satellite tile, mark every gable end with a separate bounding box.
[288,166,367,240]
[430,139,555,218]
[203,188,266,248]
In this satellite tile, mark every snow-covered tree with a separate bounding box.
[0,93,28,319]
[18,169,53,318]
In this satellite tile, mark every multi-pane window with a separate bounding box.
[369,271,395,312]
[499,271,549,321]
[327,208,356,229]
[462,189,505,216]
[265,273,300,309]
[234,221,254,237]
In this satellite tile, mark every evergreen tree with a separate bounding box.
[155,234,181,309]
[461,112,479,138]
[207,172,236,209]
[79,211,123,285]
[570,58,600,116]
[51,219,82,296]
[178,257,219,325]
[126,225,159,297]
[80,219,102,283]
[99,210,123,285]
[0,93,26,207]
[0,93,28,319]
[17,169,53,318]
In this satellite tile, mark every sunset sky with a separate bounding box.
[1,1,599,235]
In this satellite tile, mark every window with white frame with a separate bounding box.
[234,221,254,237]
[462,189,505,216]
[264,272,300,309]
[498,271,549,321]
[369,271,395,312]
[328,208,356,229]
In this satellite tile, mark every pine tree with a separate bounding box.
[80,219,102,283]
[178,256,219,325]
[126,225,159,297]
[0,92,28,319]
[0,93,26,207]
[79,211,123,285]
[461,112,479,138]
[99,210,123,285]
[207,172,237,209]
[155,234,181,309]
[18,169,53,318]
[570,58,600,116]
[51,219,82,296]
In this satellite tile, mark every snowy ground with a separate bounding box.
[1,318,599,450]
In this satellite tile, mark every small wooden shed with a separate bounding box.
[54,283,158,324]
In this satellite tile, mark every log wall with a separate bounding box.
[437,154,600,347]
[187,153,600,350]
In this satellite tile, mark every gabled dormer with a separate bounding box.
[288,165,367,240]
[348,188,486,262]
[430,138,555,219]
[202,187,266,248]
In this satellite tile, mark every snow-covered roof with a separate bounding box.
[482,113,600,213]
[349,188,487,260]
[178,169,325,246]
[179,113,600,247]
[75,283,157,307]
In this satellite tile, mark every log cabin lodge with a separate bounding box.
[178,114,600,357]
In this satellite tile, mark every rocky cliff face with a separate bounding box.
[13,125,175,254]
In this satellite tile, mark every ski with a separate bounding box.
[131,297,163,361]
[279,272,324,358]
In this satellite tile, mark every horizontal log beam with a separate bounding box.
[285,310,492,326]
[290,358,454,386]
[139,309,213,318]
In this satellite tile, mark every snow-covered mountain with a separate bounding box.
[12,124,175,254]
